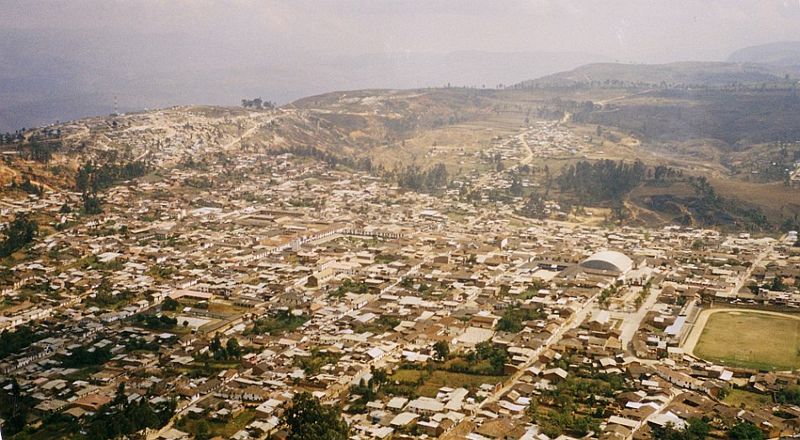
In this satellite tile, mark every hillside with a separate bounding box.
[3,83,800,233]
[0,28,605,133]
[515,61,795,88]
[571,88,800,148]
[728,41,800,66]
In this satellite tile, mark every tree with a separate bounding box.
[489,350,508,374]
[162,297,179,311]
[0,213,38,258]
[653,418,710,440]
[195,419,211,440]
[433,341,450,361]
[3,378,29,435]
[728,421,764,440]
[226,338,242,359]
[82,192,103,215]
[282,392,349,440]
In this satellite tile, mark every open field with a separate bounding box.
[723,388,773,410]
[692,309,800,371]
[390,369,506,397]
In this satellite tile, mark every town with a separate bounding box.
[1,102,800,440]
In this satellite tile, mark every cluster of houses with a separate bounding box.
[2,107,800,439]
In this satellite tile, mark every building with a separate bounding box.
[580,250,633,275]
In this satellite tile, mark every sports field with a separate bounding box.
[693,310,800,371]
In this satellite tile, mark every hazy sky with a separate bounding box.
[2,0,799,62]
[1,0,800,131]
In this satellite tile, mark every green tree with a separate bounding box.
[195,419,211,440]
[433,341,450,361]
[653,418,710,440]
[226,338,242,359]
[162,297,179,311]
[0,213,38,258]
[728,421,764,440]
[282,392,349,440]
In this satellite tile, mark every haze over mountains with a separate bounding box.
[0,29,606,132]
[727,41,800,66]
[3,32,800,133]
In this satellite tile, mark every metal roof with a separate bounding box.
[580,250,633,274]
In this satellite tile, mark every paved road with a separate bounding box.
[619,286,662,349]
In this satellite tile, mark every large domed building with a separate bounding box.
[579,250,633,275]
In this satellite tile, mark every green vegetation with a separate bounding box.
[0,379,31,436]
[75,159,149,215]
[598,283,620,308]
[282,392,349,440]
[347,368,390,414]
[575,87,800,147]
[496,304,545,332]
[332,278,370,297]
[161,297,180,311]
[83,384,176,440]
[388,369,506,399]
[294,347,342,375]
[694,311,800,370]
[728,421,765,440]
[241,98,275,109]
[533,371,629,438]
[11,177,45,196]
[86,288,136,310]
[682,176,770,231]
[518,191,547,219]
[203,335,242,361]
[0,213,38,258]
[433,341,450,361]
[558,159,646,204]
[775,385,800,405]
[652,417,710,440]
[134,313,178,330]
[465,341,509,375]
[176,409,257,440]
[635,279,652,308]
[723,388,773,410]
[385,341,510,398]
[248,310,309,335]
[60,345,113,368]
[0,324,49,360]
[24,139,62,163]
[395,162,449,193]
[351,314,400,334]
[75,160,149,194]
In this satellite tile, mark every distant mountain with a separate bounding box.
[0,27,606,132]
[727,41,800,66]
[516,61,795,88]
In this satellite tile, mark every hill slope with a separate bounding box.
[727,41,800,66]
[516,61,794,87]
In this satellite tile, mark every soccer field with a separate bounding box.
[693,310,800,371]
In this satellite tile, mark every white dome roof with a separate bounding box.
[580,250,633,274]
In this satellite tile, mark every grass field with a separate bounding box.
[390,369,506,397]
[694,311,800,371]
[178,410,256,438]
[723,388,773,410]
